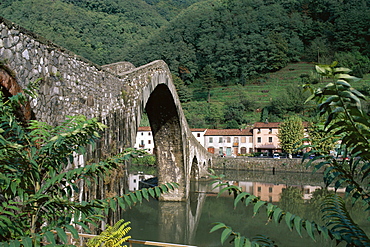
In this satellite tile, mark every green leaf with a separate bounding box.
[148,188,155,198]
[294,216,303,237]
[55,227,68,243]
[221,228,232,244]
[210,222,227,233]
[154,186,161,197]
[273,207,283,224]
[253,201,265,216]
[142,188,149,201]
[129,193,137,204]
[117,197,126,210]
[305,221,316,241]
[9,240,20,247]
[109,198,117,212]
[65,225,79,239]
[123,194,132,208]
[285,212,294,230]
[44,231,56,245]
[234,192,249,208]
[135,190,143,203]
[21,237,32,247]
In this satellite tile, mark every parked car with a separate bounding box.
[273,153,280,159]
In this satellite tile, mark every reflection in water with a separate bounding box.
[123,171,369,247]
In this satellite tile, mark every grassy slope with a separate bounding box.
[197,62,368,125]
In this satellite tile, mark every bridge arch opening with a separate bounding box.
[145,84,185,201]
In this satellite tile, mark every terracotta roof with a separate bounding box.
[138,126,151,131]
[254,122,281,128]
[190,128,207,132]
[204,128,252,136]
[254,121,309,128]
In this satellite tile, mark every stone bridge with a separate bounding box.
[0,17,213,201]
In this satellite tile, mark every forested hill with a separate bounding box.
[1,0,369,85]
[0,0,199,65]
[126,0,370,86]
[1,0,370,128]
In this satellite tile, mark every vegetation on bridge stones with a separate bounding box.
[211,63,370,246]
[0,85,178,246]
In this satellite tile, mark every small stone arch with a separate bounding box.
[190,156,199,180]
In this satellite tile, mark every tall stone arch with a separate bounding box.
[145,83,186,201]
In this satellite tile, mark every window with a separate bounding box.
[197,133,200,137]
[257,137,261,143]
[140,140,144,145]
[269,137,273,142]
[219,147,223,155]
[148,132,151,136]
[241,137,246,143]
[141,132,143,136]
[234,137,239,143]
[269,187,273,193]
[269,128,272,133]
[227,137,231,143]
[209,137,213,143]
[148,140,151,144]
[219,137,223,143]
[258,187,261,192]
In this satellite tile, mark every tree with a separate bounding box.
[172,74,192,103]
[223,101,245,125]
[0,86,177,245]
[277,116,304,158]
[307,123,337,155]
[268,86,310,120]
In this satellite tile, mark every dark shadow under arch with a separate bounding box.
[145,84,185,198]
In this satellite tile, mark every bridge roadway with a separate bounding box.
[0,16,213,201]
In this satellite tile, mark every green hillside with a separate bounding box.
[1,0,370,128]
[180,62,370,128]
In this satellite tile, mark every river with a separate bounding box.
[122,169,370,247]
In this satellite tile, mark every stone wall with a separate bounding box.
[212,157,319,173]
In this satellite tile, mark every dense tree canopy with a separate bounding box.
[125,0,370,86]
[1,0,370,127]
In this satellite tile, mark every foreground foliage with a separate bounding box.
[0,89,178,246]
[87,219,131,247]
[211,63,370,246]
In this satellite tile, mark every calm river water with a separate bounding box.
[122,169,370,247]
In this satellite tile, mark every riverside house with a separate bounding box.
[203,128,253,157]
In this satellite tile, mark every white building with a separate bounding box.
[204,128,253,157]
[134,126,154,154]
[190,128,207,147]
[128,173,155,191]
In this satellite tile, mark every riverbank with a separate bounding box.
[212,157,320,173]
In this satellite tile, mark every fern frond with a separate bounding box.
[87,219,131,247]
